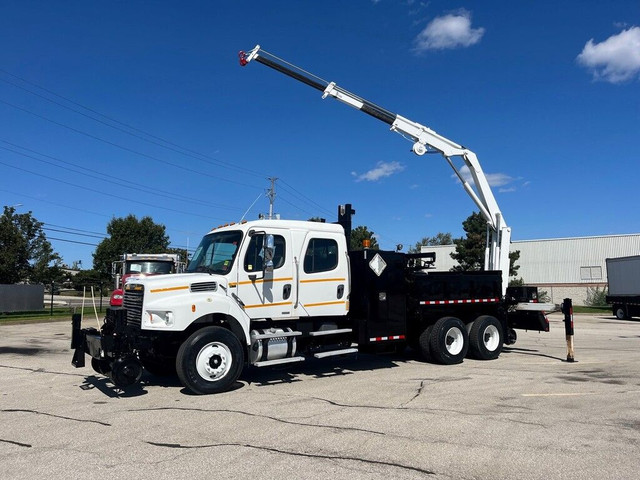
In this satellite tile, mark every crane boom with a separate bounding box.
[240,45,512,294]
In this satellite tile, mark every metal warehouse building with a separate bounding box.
[422,234,640,305]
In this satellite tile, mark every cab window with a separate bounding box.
[244,234,286,272]
[304,238,338,273]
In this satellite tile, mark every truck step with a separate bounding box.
[313,348,358,359]
[252,330,302,340]
[253,356,305,367]
[308,328,353,337]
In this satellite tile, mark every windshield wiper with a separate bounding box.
[193,265,216,275]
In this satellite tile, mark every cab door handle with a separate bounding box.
[283,284,292,300]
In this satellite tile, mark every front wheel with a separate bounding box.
[468,315,503,360]
[177,326,244,395]
[429,317,468,365]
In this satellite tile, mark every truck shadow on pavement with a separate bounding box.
[502,346,566,362]
[77,352,403,397]
[240,352,401,389]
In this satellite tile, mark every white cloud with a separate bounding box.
[456,165,516,188]
[577,26,640,83]
[414,10,484,52]
[353,161,405,182]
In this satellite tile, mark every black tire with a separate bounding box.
[614,306,628,320]
[418,325,434,360]
[468,315,503,360]
[176,326,244,395]
[429,317,468,365]
[91,357,111,375]
[109,356,143,388]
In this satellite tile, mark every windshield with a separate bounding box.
[125,261,174,275]
[186,230,243,275]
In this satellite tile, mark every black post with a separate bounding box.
[561,298,575,362]
[337,203,356,250]
[50,281,54,316]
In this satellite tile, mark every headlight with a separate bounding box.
[145,310,174,327]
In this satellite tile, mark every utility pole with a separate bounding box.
[267,177,278,219]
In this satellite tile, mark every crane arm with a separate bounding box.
[240,45,512,293]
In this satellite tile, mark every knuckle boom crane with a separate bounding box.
[240,45,511,294]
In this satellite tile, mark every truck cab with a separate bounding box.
[182,219,349,322]
[110,253,184,306]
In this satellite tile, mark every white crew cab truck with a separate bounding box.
[72,206,547,394]
[71,46,549,395]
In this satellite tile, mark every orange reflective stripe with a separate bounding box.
[300,277,346,284]
[243,301,293,309]
[304,300,346,308]
[149,285,189,293]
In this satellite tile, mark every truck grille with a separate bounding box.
[123,284,144,329]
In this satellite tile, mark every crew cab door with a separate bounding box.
[234,230,295,319]
[295,232,349,318]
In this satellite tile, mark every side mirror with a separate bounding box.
[263,234,275,272]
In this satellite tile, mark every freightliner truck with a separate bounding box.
[71,46,550,394]
[606,255,640,320]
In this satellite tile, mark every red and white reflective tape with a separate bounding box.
[369,335,405,342]
[420,298,500,305]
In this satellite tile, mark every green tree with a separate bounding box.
[450,211,520,276]
[350,225,379,250]
[71,269,106,292]
[93,215,170,277]
[451,212,486,271]
[585,286,608,307]
[509,249,521,277]
[408,232,453,253]
[0,206,61,284]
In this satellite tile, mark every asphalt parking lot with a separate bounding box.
[1,313,639,480]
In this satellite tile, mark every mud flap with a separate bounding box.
[71,313,86,368]
[508,310,549,332]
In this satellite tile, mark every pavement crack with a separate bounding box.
[2,409,111,426]
[0,438,32,448]
[400,380,427,407]
[127,407,384,436]
[146,441,436,475]
[0,364,85,377]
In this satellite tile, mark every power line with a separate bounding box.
[43,226,106,240]
[0,98,262,190]
[0,158,228,221]
[279,178,334,218]
[0,71,336,222]
[43,223,106,236]
[47,236,99,247]
[0,140,243,212]
[0,70,267,178]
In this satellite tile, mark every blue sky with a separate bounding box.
[1,1,639,268]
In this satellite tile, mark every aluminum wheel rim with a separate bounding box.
[445,327,464,355]
[483,325,500,351]
[196,342,232,382]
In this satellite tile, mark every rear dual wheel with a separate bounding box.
[424,317,468,365]
[468,315,503,360]
[614,306,628,320]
